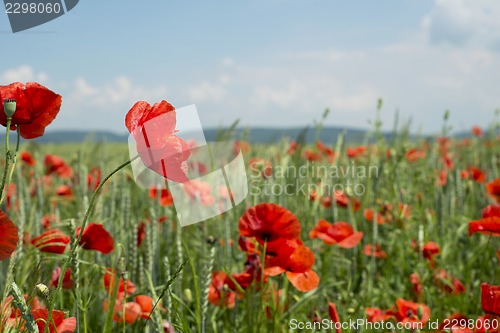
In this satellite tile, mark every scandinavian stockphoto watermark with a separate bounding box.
[3,0,79,33]
[127,104,248,227]
[249,161,379,197]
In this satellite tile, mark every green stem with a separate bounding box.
[44,157,136,333]
[0,117,12,204]
[4,128,20,202]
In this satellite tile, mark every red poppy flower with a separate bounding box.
[302,149,320,161]
[31,229,70,254]
[208,271,236,308]
[468,217,500,236]
[188,161,208,176]
[438,170,448,186]
[394,298,431,328]
[410,273,423,297]
[137,222,146,247]
[328,302,341,333]
[363,244,387,258]
[239,203,301,244]
[225,253,265,292]
[405,148,426,162]
[0,82,62,139]
[0,210,18,261]
[44,154,73,178]
[163,320,176,333]
[412,240,440,262]
[125,100,191,183]
[41,214,56,229]
[288,141,300,155]
[249,158,273,178]
[182,180,216,206]
[433,269,465,295]
[32,309,76,333]
[310,220,363,248]
[482,205,500,218]
[103,299,142,324]
[4,183,16,211]
[233,140,251,155]
[55,184,73,197]
[486,178,500,203]
[441,153,454,169]
[51,267,74,289]
[363,208,385,224]
[471,126,483,137]
[475,315,499,333]
[20,151,35,166]
[103,268,137,300]
[1,295,47,331]
[149,187,173,206]
[438,313,471,333]
[316,141,335,162]
[423,241,440,261]
[238,236,257,254]
[264,239,320,292]
[481,283,500,316]
[365,307,395,322]
[346,146,367,158]
[333,191,361,211]
[135,295,154,320]
[467,167,486,183]
[76,223,114,254]
[320,195,331,208]
[87,167,101,191]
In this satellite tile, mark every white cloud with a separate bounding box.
[47,76,171,132]
[422,0,500,48]
[189,80,227,103]
[67,76,169,111]
[183,39,500,133]
[0,65,49,84]
[222,57,234,66]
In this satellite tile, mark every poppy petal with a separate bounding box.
[31,229,70,254]
[0,210,18,261]
[337,232,363,249]
[77,223,114,254]
[481,283,500,316]
[286,270,320,292]
[469,217,500,236]
[264,266,286,276]
[328,302,341,333]
[57,317,77,333]
[135,295,154,319]
[287,245,315,272]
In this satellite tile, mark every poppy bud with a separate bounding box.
[183,288,193,304]
[35,283,50,300]
[417,305,424,318]
[345,186,353,196]
[206,236,217,245]
[117,257,127,278]
[3,99,16,117]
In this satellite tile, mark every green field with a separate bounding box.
[0,119,499,332]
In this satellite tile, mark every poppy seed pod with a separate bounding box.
[35,283,50,300]
[3,99,16,117]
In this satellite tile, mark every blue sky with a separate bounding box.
[1,0,500,135]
